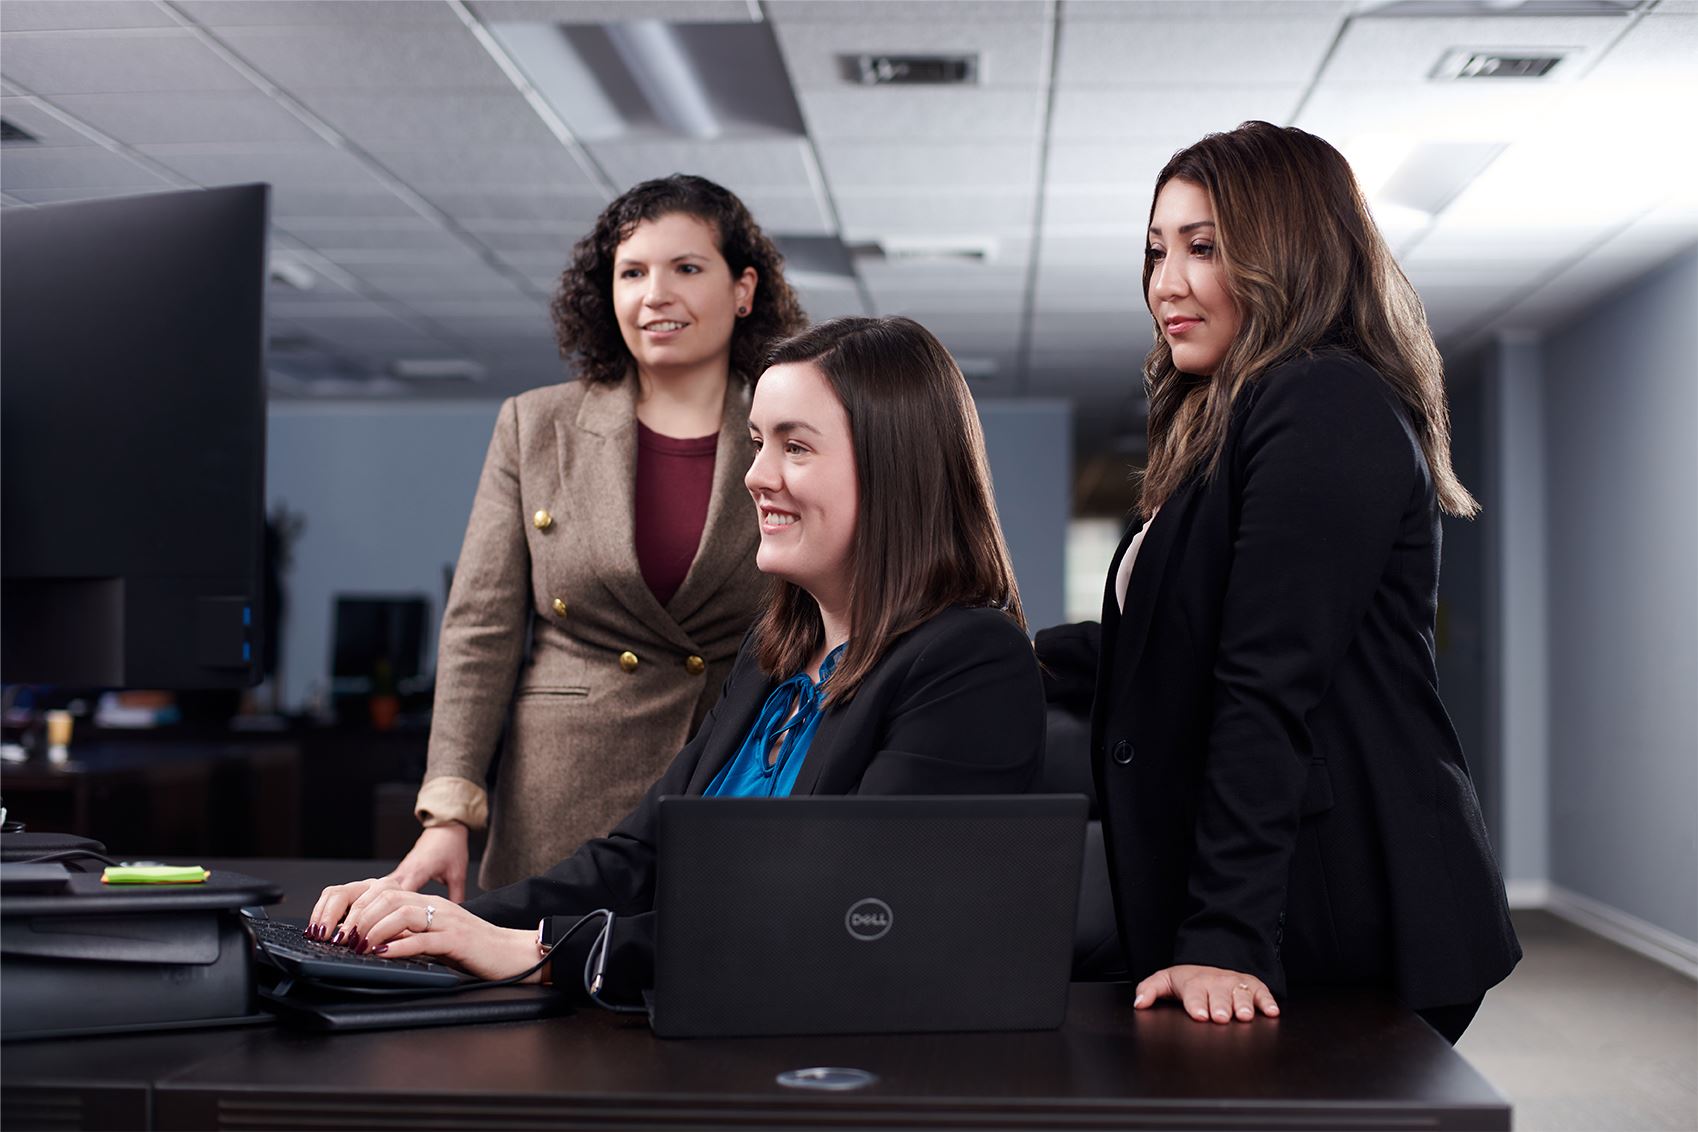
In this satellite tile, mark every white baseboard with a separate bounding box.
[1505,879,1549,909]
[1523,885,1698,979]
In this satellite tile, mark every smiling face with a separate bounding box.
[1146,178,1242,378]
[612,211,756,382]
[744,361,860,614]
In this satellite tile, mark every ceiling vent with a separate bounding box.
[1432,48,1571,79]
[1,119,39,144]
[842,54,978,86]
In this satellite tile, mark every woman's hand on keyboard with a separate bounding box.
[335,887,542,982]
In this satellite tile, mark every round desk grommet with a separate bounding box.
[776,1067,878,1092]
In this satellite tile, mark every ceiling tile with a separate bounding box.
[269,185,428,220]
[1581,14,1698,84]
[0,29,252,94]
[797,87,1043,140]
[816,140,1039,191]
[0,2,173,31]
[1031,312,1149,357]
[727,188,834,236]
[279,218,472,254]
[1295,82,1560,146]
[1056,16,1342,85]
[792,286,869,322]
[0,97,97,145]
[773,18,1049,91]
[868,285,1025,316]
[769,2,1047,22]
[3,184,169,205]
[835,190,1033,237]
[1035,265,1146,312]
[298,91,558,148]
[0,146,172,191]
[405,297,550,319]
[51,91,321,144]
[1040,228,1145,267]
[587,138,817,193]
[1062,1,1352,18]
[140,143,391,189]
[459,222,588,255]
[1321,15,1624,84]
[1045,141,1173,188]
[1049,85,1303,141]
[422,187,608,224]
[469,1,756,22]
[214,25,510,91]
[889,311,1022,355]
[1044,187,1159,226]
[176,1,466,26]
[349,269,536,299]
[368,143,599,190]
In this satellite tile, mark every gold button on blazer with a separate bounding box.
[416,376,764,889]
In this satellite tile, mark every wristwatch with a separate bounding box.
[535,918,555,985]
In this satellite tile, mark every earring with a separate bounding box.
[737,306,749,316]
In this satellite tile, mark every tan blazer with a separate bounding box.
[416,376,765,889]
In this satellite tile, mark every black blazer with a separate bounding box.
[465,605,1044,998]
[1092,352,1519,1012]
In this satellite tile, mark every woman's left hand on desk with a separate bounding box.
[340,888,541,983]
[1134,964,1279,1023]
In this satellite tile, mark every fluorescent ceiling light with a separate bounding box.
[268,254,317,292]
[488,20,803,142]
[1342,134,1420,198]
[607,21,719,139]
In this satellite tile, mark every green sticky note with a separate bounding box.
[101,866,209,885]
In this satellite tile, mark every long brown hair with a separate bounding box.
[551,174,807,385]
[1139,121,1478,519]
[753,317,1025,705]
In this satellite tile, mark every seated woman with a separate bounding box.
[308,316,1044,996]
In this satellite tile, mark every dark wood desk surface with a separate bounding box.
[1,858,1512,1131]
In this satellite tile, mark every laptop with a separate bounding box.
[649,794,1088,1039]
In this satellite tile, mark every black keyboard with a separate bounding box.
[243,913,471,988]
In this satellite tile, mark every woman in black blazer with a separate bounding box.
[1089,122,1519,1043]
[309,316,1044,998]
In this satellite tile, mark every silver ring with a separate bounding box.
[424,904,435,930]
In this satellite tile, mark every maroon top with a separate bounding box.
[634,421,718,608]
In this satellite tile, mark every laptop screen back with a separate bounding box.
[652,794,1088,1038]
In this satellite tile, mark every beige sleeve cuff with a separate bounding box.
[415,776,489,832]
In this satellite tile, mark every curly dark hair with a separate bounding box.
[550,175,807,386]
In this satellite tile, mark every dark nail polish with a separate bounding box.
[331,930,344,945]
[349,932,362,950]
[302,924,313,938]
[374,945,388,954]
[354,939,368,955]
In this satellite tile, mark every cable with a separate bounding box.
[581,910,646,1015]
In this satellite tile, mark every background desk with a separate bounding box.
[1,858,1512,1131]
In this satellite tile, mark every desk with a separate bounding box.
[1,859,1512,1131]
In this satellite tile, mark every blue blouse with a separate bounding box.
[703,643,848,798]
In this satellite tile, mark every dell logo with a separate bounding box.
[845,897,893,942]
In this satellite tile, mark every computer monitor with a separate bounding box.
[1,185,268,689]
[331,596,428,689]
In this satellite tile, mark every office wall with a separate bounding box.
[266,403,497,712]
[978,400,1070,633]
[266,397,1071,711]
[1494,335,1553,890]
[1541,248,1698,946]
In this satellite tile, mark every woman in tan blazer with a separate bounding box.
[393,176,806,893]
